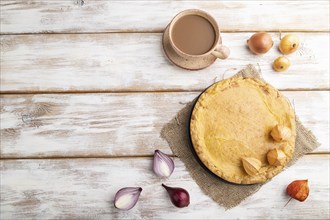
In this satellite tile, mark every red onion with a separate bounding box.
[114,187,142,210]
[153,150,175,177]
[162,184,190,208]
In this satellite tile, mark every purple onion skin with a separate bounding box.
[162,184,190,208]
[153,150,175,177]
[114,187,142,210]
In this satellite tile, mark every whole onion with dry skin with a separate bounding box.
[162,184,190,208]
[273,56,291,72]
[279,34,300,54]
[247,32,274,54]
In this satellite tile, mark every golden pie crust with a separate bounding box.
[190,76,296,184]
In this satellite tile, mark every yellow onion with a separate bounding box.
[279,34,300,54]
[273,56,291,72]
[247,32,273,54]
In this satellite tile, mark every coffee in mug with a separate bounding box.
[172,15,216,55]
[163,9,230,70]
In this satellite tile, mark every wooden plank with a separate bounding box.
[1,91,328,158]
[1,33,329,93]
[1,0,329,34]
[1,155,329,219]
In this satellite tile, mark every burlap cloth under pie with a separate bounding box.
[161,64,320,209]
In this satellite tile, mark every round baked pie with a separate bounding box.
[190,76,296,184]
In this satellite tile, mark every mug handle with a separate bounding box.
[211,44,230,59]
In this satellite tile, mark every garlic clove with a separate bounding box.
[153,150,174,177]
[114,187,142,210]
[242,157,262,176]
[270,125,291,142]
[267,148,287,166]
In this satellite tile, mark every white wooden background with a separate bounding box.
[0,0,329,219]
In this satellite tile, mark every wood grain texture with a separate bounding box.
[1,155,329,219]
[1,1,329,219]
[1,33,329,93]
[1,91,328,158]
[1,0,329,34]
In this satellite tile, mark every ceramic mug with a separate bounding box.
[168,9,230,61]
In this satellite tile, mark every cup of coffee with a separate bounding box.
[163,9,230,70]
